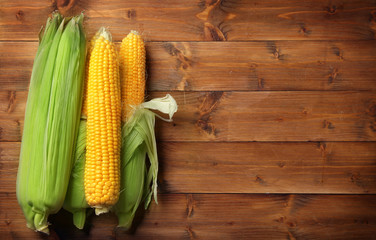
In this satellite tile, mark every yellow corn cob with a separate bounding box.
[84,28,121,214]
[119,30,146,122]
[113,30,147,228]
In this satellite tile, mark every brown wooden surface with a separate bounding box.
[0,0,376,239]
[1,91,375,142]
[1,0,376,41]
[2,142,376,194]
[1,193,376,240]
[2,41,376,91]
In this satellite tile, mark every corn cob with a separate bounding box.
[114,31,155,229]
[84,28,121,214]
[119,30,146,122]
[17,13,62,233]
[17,13,86,233]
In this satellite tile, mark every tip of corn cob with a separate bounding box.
[129,30,140,35]
[97,27,112,42]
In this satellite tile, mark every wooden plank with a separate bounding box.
[1,91,375,142]
[2,142,376,194]
[1,0,376,41]
[157,91,376,142]
[0,91,24,142]
[0,43,35,92]
[0,142,19,194]
[1,193,375,239]
[149,41,376,91]
[158,142,376,194]
[1,41,376,91]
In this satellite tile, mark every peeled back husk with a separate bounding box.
[113,94,177,229]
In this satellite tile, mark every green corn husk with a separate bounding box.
[63,120,89,229]
[113,108,157,229]
[114,94,177,229]
[16,13,63,232]
[16,13,86,234]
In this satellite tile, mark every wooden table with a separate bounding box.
[1,0,376,239]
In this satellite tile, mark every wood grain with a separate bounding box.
[1,41,376,91]
[2,91,375,142]
[1,0,376,238]
[156,91,376,142]
[2,142,376,194]
[1,193,375,239]
[149,41,376,91]
[158,142,376,194]
[1,0,376,41]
